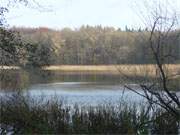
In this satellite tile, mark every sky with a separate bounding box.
[3,0,180,30]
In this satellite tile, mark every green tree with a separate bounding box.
[0,28,25,65]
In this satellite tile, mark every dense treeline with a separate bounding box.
[1,26,180,66]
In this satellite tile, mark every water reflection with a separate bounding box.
[0,70,30,91]
[0,69,128,91]
[0,69,145,106]
[26,82,144,106]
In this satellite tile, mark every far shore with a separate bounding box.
[1,64,180,78]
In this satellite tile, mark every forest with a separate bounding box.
[1,25,180,67]
[1,0,180,134]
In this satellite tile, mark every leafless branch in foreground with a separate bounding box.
[126,0,180,119]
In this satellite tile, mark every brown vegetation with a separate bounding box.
[1,64,180,78]
[43,64,180,77]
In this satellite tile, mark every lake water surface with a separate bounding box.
[0,70,146,106]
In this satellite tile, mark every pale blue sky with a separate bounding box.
[4,0,180,30]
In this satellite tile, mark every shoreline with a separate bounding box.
[0,64,179,77]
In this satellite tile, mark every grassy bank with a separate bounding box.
[44,64,180,78]
[0,94,179,134]
[1,64,180,77]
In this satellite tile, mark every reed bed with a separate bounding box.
[1,64,180,78]
[43,64,180,78]
[0,93,179,134]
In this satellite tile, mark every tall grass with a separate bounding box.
[43,64,180,75]
[0,93,179,134]
[1,64,180,77]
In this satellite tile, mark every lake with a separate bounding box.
[0,69,146,106]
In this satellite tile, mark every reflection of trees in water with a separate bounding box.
[26,70,124,84]
[1,69,126,91]
[27,69,55,84]
[0,69,155,91]
[0,70,29,91]
[0,69,152,91]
